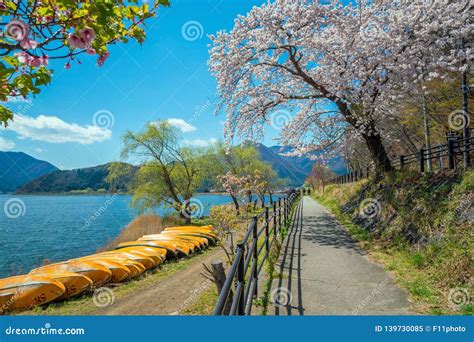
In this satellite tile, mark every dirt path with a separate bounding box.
[94,249,224,315]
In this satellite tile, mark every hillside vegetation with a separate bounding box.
[15,162,137,194]
[312,170,473,315]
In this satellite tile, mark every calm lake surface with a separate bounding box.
[0,193,269,278]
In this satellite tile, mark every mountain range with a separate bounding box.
[0,145,346,193]
[0,152,58,193]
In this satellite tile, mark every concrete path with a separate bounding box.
[269,196,413,315]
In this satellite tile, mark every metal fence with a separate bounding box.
[213,189,301,315]
[333,132,474,184]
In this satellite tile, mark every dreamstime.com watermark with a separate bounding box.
[4,323,85,336]
[352,280,388,314]
[84,193,119,227]
[170,279,213,315]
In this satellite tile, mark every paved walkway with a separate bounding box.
[269,196,413,315]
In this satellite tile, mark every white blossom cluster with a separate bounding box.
[209,0,472,164]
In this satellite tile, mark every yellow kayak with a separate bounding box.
[140,235,202,251]
[33,272,93,300]
[145,233,208,249]
[77,257,130,283]
[117,241,179,258]
[30,260,112,286]
[111,248,163,266]
[0,275,65,312]
[136,238,195,255]
[83,255,145,278]
[100,251,156,270]
[161,230,216,244]
[165,225,215,234]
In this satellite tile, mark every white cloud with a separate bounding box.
[5,114,111,144]
[0,137,15,151]
[183,138,217,147]
[167,118,197,133]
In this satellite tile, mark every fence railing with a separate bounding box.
[333,132,474,185]
[213,189,301,315]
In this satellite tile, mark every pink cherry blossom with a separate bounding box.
[97,51,110,67]
[79,27,96,45]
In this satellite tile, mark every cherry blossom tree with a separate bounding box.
[217,171,250,215]
[0,0,169,125]
[209,0,471,173]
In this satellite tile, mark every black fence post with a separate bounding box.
[252,216,258,298]
[420,148,425,174]
[236,243,245,315]
[448,138,455,170]
[278,198,282,233]
[265,207,269,252]
[273,201,277,235]
[400,155,405,170]
[366,166,370,178]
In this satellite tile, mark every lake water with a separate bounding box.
[0,193,274,278]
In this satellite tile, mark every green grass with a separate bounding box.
[180,288,218,315]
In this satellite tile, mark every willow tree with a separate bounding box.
[120,120,208,224]
[0,0,169,125]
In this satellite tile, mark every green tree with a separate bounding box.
[120,120,208,224]
[1,0,169,125]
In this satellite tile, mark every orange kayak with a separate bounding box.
[77,257,130,283]
[117,241,179,257]
[110,248,163,266]
[0,275,65,312]
[140,235,202,251]
[83,255,145,278]
[33,272,93,300]
[138,237,196,254]
[30,260,112,286]
[161,230,216,244]
[145,233,208,249]
[100,251,156,270]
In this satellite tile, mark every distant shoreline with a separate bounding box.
[1,191,230,196]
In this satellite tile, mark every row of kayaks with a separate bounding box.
[0,225,216,314]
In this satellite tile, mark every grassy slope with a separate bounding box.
[312,170,473,315]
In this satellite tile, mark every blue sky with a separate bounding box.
[1,0,278,169]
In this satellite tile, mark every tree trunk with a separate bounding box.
[181,198,192,225]
[362,133,392,173]
[231,194,240,216]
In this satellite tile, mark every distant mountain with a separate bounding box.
[256,144,347,186]
[0,152,58,193]
[16,162,137,194]
[11,144,346,193]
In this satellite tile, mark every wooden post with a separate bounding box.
[211,260,232,315]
